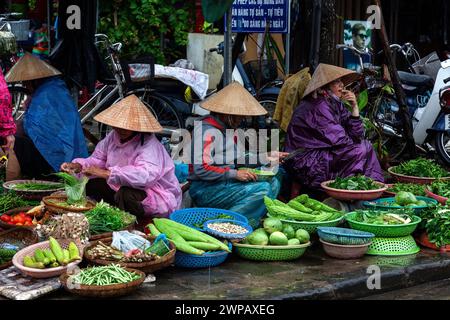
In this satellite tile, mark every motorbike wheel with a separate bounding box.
[435,132,450,166]
[257,95,278,128]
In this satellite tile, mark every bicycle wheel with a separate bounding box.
[99,89,184,139]
[8,85,29,121]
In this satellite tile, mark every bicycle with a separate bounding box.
[8,34,184,147]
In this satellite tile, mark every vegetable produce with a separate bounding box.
[53,172,89,206]
[87,241,160,263]
[387,183,426,196]
[392,158,450,178]
[263,217,283,234]
[22,238,81,269]
[269,232,288,245]
[295,229,310,244]
[12,182,64,191]
[85,201,136,235]
[426,211,450,248]
[36,213,90,242]
[150,218,231,255]
[368,192,432,208]
[246,231,269,246]
[395,191,418,206]
[0,211,34,227]
[0,247,17,264]
[288,239,301,246]
[0,192,33,213]
[328,175,381,190]
[430,180,450,198]
[353,210,414,225]
[265,196,343,222]
[282,225,295,239]
[69,264,142,286]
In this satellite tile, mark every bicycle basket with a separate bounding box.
[244,59,278,87]
[120,56,155,89]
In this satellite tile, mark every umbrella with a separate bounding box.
[201,0,234,23]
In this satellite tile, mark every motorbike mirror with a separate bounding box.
[444,77,450,84]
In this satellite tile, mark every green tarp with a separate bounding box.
[202,0,235,23]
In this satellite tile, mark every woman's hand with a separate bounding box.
[1,135,15,155]
[342,90,359,117]
[236,170,258,183]
[82,166,110,179]
[60,162,82,174]
[267,151,290,163]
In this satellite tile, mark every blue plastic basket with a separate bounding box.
[204,219,253,240]
[175,243,232,268]
[317,227,375,245]
[170,208,249,231]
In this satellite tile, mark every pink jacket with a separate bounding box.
[0,72,15,138]
[73,131,182,217]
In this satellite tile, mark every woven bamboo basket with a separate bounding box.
[59,267,146,298]
[0,228,39,270]
[84,236,176,274]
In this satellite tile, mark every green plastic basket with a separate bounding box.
[233,242,310,261]
[267,213,344,234]
[366,236,420,256]
[345,212,421,237]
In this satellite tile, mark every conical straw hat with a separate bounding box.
[200,82,268,116]
[302,64,360,98]
[5,52,61,82]
[94,95,163,133]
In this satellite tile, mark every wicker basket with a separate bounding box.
[0,228,39,270]
[42,195,96,214]
[320,180,388,201]
[83,236,176,274]
[320,239,371,259]
[388,166,450,184]
[3,180,65,201]
[233,242,310,261]
[59,267,146,298]
[12,239,84,278]
[345,212,421,237]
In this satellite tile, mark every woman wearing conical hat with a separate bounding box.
[188,82,288,228]
[61,95,182,220]
[284,64,384,190]
[4,53,88,179]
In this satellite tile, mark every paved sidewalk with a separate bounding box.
[44,245,450,300]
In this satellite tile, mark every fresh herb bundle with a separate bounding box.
[0,192,32,212]
[329,175,380,191]
[387,183,426,196]
[426,209,450,248]
[85,200,136,235]
[430,180,450,198]
[393,158,450,178]
[353,209,415,225]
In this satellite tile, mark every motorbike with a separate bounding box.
[337,43,450,164]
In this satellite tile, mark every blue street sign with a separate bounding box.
[225,0,290,34]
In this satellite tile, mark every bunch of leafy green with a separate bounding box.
[393,158,450,178]
[85,201,136,235]
[430,180,450,198]
[329,175,381,191]
[97,0,193,64]
[387,183,426,196]
[426,208,450,248]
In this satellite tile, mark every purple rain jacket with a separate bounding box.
[284,95,384,189]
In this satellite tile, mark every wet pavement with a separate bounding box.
[41,244,450,300]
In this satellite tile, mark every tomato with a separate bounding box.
[24,221,33,226]
[24,216,33,222]
[0,214,11,222]
[7,221,15,225]
[13,215,25,224]
[18,212,27,218]
[15,223,23,226]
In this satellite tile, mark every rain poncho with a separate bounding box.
[73,131,182,217]
[188,115,282,228]
[24,77,88,171]
[0,71,15,138]
[284,95,384,189]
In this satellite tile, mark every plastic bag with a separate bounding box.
[111,231,151,253]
